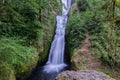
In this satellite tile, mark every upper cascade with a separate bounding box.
[62,0,72,15]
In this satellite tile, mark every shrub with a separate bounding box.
[0,37,38,76]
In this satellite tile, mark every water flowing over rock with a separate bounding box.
[29,1,73,80]
[43,0,72,73]
[56,70,115,80]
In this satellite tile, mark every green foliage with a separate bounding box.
[68,0,120,67]
[89,0,120,67]
[90,22,120,66]
[39,16,56,63]
[0,0,60,79]
[0,61,16,80]
[66,13,86,51]
[0,37,38,77]
[77,0,89,11]
[0,0,60,78]
[0,0,42,45]
[66,0,106,53]
[116,0,120,8]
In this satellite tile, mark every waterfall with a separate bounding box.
[44,0,72,73]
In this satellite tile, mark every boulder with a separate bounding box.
[56,70,115,80]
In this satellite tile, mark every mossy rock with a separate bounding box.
[0,38,39,80]
[116,0,120,8]
[0,61,16,80]
[15,52,39,80]
[71,50,88,70]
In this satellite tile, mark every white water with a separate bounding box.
[44,0,72,73]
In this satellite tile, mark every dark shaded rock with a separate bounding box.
[56,70,115,80]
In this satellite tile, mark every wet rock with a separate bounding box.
[56,70,115,80]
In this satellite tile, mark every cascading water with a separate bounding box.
[29,0,72,80]
[44,0,72,73]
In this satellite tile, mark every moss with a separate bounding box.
[15,52,39,79]
[38,16,56,63]
[116,0,120,8]
[71,50,88,70]
[0,61,16,80]
[0,37,39,79]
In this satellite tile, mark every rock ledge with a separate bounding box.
[56,70,115,80]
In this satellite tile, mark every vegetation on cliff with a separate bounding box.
[67,0,120,67]
[67,0,120,79]
[0,0,120,80]
[0,0,59,79]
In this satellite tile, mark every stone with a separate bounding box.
[56,70,115,80]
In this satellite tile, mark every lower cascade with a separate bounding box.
[43,0,72,73]
[43,15,68,73]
